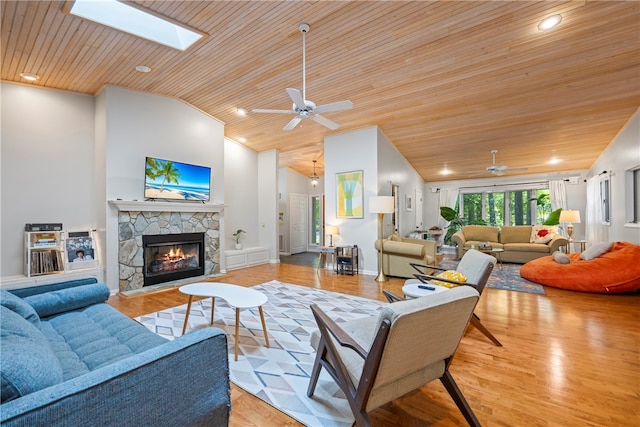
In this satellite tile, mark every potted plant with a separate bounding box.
[440,207,487,245]
[233,229,245,250]
[440,207,465,246]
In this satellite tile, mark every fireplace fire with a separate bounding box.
[142,233,205,286]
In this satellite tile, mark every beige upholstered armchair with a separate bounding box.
[307,286,481,427]
[374,234,437,278]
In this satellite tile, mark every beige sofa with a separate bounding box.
[451,225,568,263]
[374,235,437,278]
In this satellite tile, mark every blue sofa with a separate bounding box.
[0,278,230,426]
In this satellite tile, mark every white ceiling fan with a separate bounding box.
[475,150,529,176]
[252,23,353,131]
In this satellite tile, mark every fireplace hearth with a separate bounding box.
[142,233,205,287]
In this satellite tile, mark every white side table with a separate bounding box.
[317,246,337,273]
[402,279,450,298]
[179,282,270,361]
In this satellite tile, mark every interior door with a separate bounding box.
[289,193,308,254]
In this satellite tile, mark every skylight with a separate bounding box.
[67,0,204,51]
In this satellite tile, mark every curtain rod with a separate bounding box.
[456,181,549,191]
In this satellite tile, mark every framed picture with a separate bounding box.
[406,194,413,211]
[336,170,364,218]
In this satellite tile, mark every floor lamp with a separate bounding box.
[369,196,395,282]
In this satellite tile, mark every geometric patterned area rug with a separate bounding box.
[439,259,546,294]
[135,280,387,427]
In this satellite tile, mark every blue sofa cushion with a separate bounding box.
[39,304,168,380]
[23,283,110,319]
[0,290,40,326]
[0,306,63,402]
[8,278,98,298]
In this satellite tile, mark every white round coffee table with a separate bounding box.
[179,282,270,361]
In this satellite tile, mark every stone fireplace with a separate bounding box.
[112,202,221,292]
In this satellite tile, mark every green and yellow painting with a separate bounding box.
[336,170,363,218]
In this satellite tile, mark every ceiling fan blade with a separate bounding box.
[252,109,294,114]
[283,116,302,131]
[315,100,353,114]
[286,88,306,110]
[312,114,340,130]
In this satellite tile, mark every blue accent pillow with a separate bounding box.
[23,283,110,318]
[0,306,63,402]
[1,290,40,326]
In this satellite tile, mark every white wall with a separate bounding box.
[1,83,96,277]
[376,128,425,237]
[325,127,379,275]
[101,86,225,289]
[224,138,259,251]
[587,109,640,244]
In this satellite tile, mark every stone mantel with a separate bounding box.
[109,200,225,213]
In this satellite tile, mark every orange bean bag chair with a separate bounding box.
[520,241,640,293]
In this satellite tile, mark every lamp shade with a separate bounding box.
[325,225,339,236]
[369,196,395,214]
[559,210,581,224]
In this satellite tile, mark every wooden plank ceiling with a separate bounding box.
[2,1,639,182]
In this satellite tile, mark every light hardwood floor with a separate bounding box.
[108,261,639,426]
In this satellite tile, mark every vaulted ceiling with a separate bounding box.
[2,1,639,182]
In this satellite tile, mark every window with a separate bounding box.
[459,187,549,226]
[600,177,611,224]
[626,166,640,224]
[310,196,322,246]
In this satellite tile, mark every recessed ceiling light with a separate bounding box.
[440,168,451,175]
[135,65,151,73]
[538,14,562,31]
[549,157,560,165]
[19,73,40,82]
[66,0,205,51]
[237,137,247,143]
[236,108,247,116]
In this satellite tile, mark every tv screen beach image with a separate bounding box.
[145,157,211,201]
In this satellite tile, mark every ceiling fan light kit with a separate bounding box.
[252,23,353,131]
[468,150,530,176]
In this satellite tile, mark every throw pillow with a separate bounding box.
[0,306,63,402]
[580,241,613,260]
[552,251,570,264]
[0,290,40,326]
[530,225,558,244]
[431,270,467,288]
[388,233,402,242]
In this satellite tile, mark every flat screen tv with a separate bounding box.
[144,157,211,201]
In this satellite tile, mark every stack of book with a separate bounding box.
[33,233,58,247]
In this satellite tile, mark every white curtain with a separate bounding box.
[586,176,607,244]
[438,188,459,229]
[548,180,567,211]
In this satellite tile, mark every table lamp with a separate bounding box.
[325,225,339,247]
[559,209,581,251]
[369,196,395,282]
